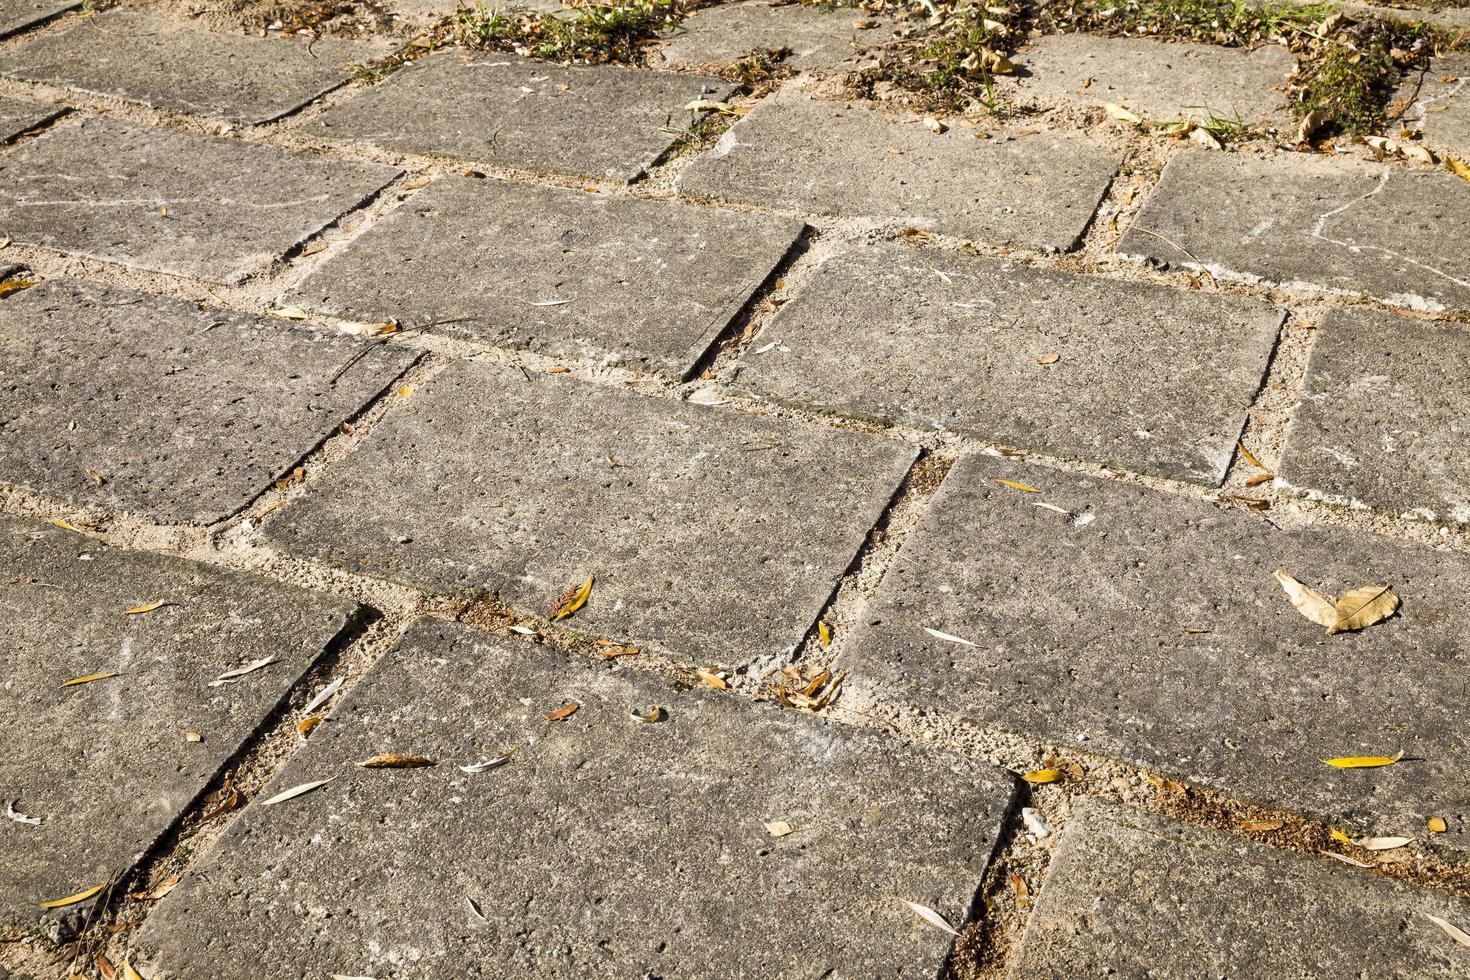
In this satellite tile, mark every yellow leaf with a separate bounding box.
[269,307,310,320]
[818,620,831,646]
[1428,816,1448,833]
[62,671,119,687]
[1330,828,1353,843]
[697,669,728,690]
[396,384,415,398]
[545,700,581,721]
[1447,155,1470,182]
[996,479,1041,493]
[1237,440,1265,469]
[38,884,105,909]
[1327,584,1399,634]
[1022,769,1062,784]
[630,704,664,723]
[356,753,436,768]
[0,278,39,298]
[1273,570,1338,629]
[550,575,594,621]
[298,716,323,739]
[1323,754,1401,769]
[1145,772,1187,794]
[124,600,169,616]
[1105,102,1143,124]
[123,963,144,980]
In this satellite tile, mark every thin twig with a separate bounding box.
[1124,223,1219,287]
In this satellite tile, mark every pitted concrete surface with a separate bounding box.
[0,0,74,39]
[653,1,898,71]
[0,94,62,143]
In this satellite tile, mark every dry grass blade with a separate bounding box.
[1426,913,1470,949]
[900,899,960,936]
[260,778,333,806]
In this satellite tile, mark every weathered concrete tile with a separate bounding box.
[304,52,732,183]
[1277,308,1470,525]
[736,244,1282,484]
[1118,148,1470,311]
[0,279,418,523]
[1009,801,1470,979]
[0,0,74,39]
[1010,35,1295,124]
[845,453,1470,846]
[266,362,916,666]
[285,177,803,378]
[677,90,1122,250]
[138,619,1013,978]
[0,515,363,928]
[652,1,897,71]
[0,10,391,124]
[1391,56,1470,160]
[0,93,62,143]
[0,116,400,283]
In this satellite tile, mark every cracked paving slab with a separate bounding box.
[0,116,401,283]
[0,515,364,929]
[0,279,419,524]
[1277,307,1470,526]
[264,361,917,668]
[0,0,74,40]
[651,1,898,72]
[302,52,732,183]
[677,89,1123,250]
[734,243,1283,485]
[137,619,1015,979]
[1118,148,1470,311]
[844,453,1470,848]
[1391,56,1470,161]
[1008,35,1296,125]
[1008,800,1470,978]
[0,9,393,125]
[0,94,63,143]
[284,176,804,379]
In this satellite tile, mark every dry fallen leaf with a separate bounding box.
[1036,352,1060,365]
[0,277,36,299]
[298,716,323,740]
[1237,440,1265,469]
[697,669,728,690]
[1009,873,1030,909]
[923,626,976,646]
[128,875,179,901]
[260,778,333,806]
[764,820,795,837]
[1356,835,1413,851]
[1022,769,1062,784]
[123,962,144,980]
[1325,851,1374,868]
[401,176,432,190]
[1330,828,1353,844]
[460,751,515,774]
[1273,570,1338,629]
[269,307,311,321]
[1428,817,1448,833]
[900,899,960,936]
[1245,472,1275,488]
[184,730,203,743]
[1328,584,1399,634]
[630,705,665,723]
[357,754,436,769]
[1447,155,1470,182]
[1324,753,1402,769]
[396,385,415,398]
[62,671,119,688]
[5,799,41,826]
[1426,913,1470,949]
[818,620,832,646]
[38,884,105,909]
[124,600,169,616]
[1105,102,1143,124]
[1298,108,1328,142]
[546,700,581,721]
[302,678,344,716]
[1145,773,1187,795]
[82,467,104,488]
[549,575,594,621]
[209,656,277,687]
[996,478,1041,493]
[97,953,116,980]
[202,782,239,821]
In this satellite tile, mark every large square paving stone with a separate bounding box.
[0,279,418,524]
[1391,57,1470,160]
[1009,801,1470,978]
[1010,35,1295,124]
[1278,308,1470,525]
[0,10,392,125]
[845,453,1470,845]
[652,1,897,72]
[736,243,1282,484]
[138,619,1014,978]
[284,177,804,378]
[265,362,917,666]
[677,90,1122,250]
[0,94,62,143]
[0,516,364,927]
[302,52,732,183]
[1119,148,1470,311]
[0,0,74,39]
[0,116,400,283]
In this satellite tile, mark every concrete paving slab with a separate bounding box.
[265,362,916,666]
[844,453,1470,846]
[1118,148,1470,311]
[138,619,1014,978]
[1010,35,1295,124]
[0,116,400,283]
[303,52,732,183]
[0,515,363,929]
[1277,308,1470,525]
[0,0,74,39]
[1391,56,1470,160]
[652,1,897,71]
[0,93,62,143]
[285,177,804,378]
[0,279,418,524]
[736,243,1282,484]
[677,90,1122,250]
[0,10,392,125]
[1009,800,1470,978]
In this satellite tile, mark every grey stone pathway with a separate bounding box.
[2,5,1470,979]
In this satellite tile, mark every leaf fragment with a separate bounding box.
[1428,816,1448,833]
[5,799,42,826]
[1356,835,1413,851]
[209,656,277,687]
[1022,769,1062,785]
[301,677,344,716]
[1145,773,1187,795]
[1237,441,1265,469]
[202,781,239,821]
[1273,570,1338,629]
[82,466,105,486]
[268,307,311,321]
[696,669,728,690]
[1426,913,1470,949]
[923,626,976,646]
[124,600,169,616]
[1036,352,1060,365]
[818,620,831,646]
[260,777,333,806]
[356,754,436,769]
[764,820,795,837]
[630,704,665,723]
[62,671,119,688]
[1325,851,1374,868]
[128,874,179,901]
[1009,873,1030,909]
[298,716,324,740]
[1330,828,1353,844]
[1446,155,1470,182]
[38,884,105,909]
[996,478,1041,493]
[1324,754,1401,769]
[1105,102,1143,123]
[459,751,515,774]
[900,899,960,936]
[1327,584,1399,634]
[549,575,594,621]
[546,700,581,721]
[184,730,203,743]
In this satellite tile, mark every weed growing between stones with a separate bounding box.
[453,0,682,63]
